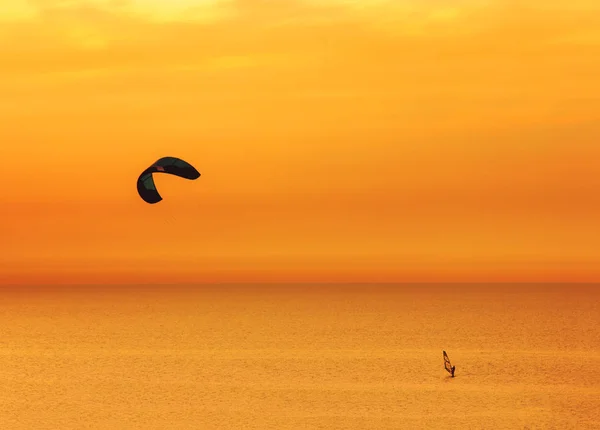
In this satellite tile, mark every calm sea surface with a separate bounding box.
[1,284,598,429]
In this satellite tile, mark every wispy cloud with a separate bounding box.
[1,0,599,122]
[0,0,39,21]
[3,0,237,22]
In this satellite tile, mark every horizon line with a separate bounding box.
[1,281,599,288]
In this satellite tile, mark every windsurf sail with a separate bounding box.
[443,350,453,375]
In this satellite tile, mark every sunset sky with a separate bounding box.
[2,0,600,285]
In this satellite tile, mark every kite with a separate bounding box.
[137,156,200,204]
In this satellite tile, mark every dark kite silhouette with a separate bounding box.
[137,157,200,204]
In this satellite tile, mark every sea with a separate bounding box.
[0,283,598,429]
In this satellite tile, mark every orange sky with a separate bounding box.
[2,0,600,285]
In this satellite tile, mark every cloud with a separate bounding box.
[2,0,237,23]
[117,0,237,23]
[1,0,599,121]
[0,1,39,21]
[0,0,486,27]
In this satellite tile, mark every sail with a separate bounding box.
[443,350,453,374]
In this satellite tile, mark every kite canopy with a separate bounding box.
[137,156,200,204]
